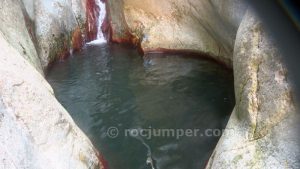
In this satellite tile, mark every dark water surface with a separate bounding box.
[46,44,235,169]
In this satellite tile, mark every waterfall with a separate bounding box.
[87,0,107,45]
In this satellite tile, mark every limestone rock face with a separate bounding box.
[104,0,133,43]
[206,11,300,169]
[106,0,247,66]
[0,32,101,169]
[0,0,42,73]
[26,0,101,69]
[85,0,100,41]
[0,0,102,168]
[34,0,86,69]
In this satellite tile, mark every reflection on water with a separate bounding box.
[46,44,235,169]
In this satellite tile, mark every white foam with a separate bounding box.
[87,0,107,45]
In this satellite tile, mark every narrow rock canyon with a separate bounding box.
[0,0,299,169]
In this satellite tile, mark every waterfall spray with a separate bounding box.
[87,0,107,45]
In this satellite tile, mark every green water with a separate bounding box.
[46,44,235,169]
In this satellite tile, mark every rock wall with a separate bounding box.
[34,0,100,69]
[0,0,103,168]
[0,0,42,73]
[86,0,100,41]
[105,0,300,168]
[1,0,100,70]
[105,0,247,66]
[103,0,133,44]
[206,11,300,169]
[0,32,101,169]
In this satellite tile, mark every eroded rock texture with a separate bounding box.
[106,0,247,66]
[1,0,100,70]
[0,0,102,168]
[0,0,42,73]
[34,0,100,69]
[0,32,101,169]
[206,11,300,169]
[104,0,133,43]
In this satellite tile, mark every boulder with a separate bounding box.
[0,0,103,168]
[0,0,42,73]
[34,0,100,69]
[206,10,300,169]
[0,32,101,169]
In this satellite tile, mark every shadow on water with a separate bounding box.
[46,44,235,169]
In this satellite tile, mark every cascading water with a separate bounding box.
[87,0,107,44]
